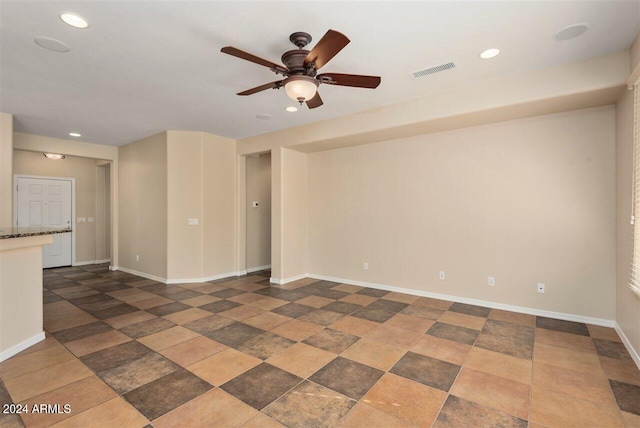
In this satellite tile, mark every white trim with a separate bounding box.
[270,273,307,285]
[247,264,271,273]
[306,273,616,328]
[614,323,640,370]
[14,174,76,266]
[0,332,45,363]
[72,259,111,266]
[115,266,244,285]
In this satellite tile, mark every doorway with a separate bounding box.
[246,153,271,272]
[14,175,74,268]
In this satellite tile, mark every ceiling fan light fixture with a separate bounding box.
[284,76,318,103]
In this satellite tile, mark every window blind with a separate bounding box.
[630,80,640,297]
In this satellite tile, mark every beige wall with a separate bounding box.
[246,154,271,270]
[0,113,13,226]
[308,106,616,320]
[202,132,237,279]
[118,132,167,278]
[280,148,307,280]
[95,163,110,261]
[167,131,203,279]
[616,87,640,358]
[13,150,100,263]
[165,131,237,281]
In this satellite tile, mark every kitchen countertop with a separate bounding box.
[0,226,72,239]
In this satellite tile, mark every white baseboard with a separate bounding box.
[0,332,45,363]
[306,273,616,328]
[270,273,307,285]
[614,323,640,370]
[247,264,271,273]
[73,259,111,266]
[114,266,243,285]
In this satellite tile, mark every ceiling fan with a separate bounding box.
[221,30,381,109]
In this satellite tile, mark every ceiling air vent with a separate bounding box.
[409,62,456,79]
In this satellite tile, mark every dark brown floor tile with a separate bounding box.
[390,351,460,392]
[610,380,640,415]
[271,302,315,318]
[351,307,396,323]
[427,322,479,345]
[594,338,633,361]
[366,299,408,313]
[146,302,192,316]
[309,288,349,300]
[200,300,242,313]
[255,288,310,301]
[0,380,24,427]
[81,341,155,372]
[98,353,180,394]
[43,290,64,304]
[536,316,589,336]
[302,328,360,354]
[434,395,527,428]
[322,301,363,314]
[449,302,492,318]
[264,380,355,427]
[475,319,534,359]
[183,314,235,336]
[70,293,119,309]
[299,309,346,326]
[356,288,389,298]
[140,283,183,296]
[90,282,130,293]
[237,332,296,360]
[207,322,266,348]
[89,303,140,320]
[120,318,176,339]
[309,356,384,400]
[221,363,302,410]
[52,321,113,343]
[210,288,247,299]
[124,369,213,420]
[167,290,205,301]
[401,304,445,320]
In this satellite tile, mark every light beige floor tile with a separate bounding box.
[103,310,156,328]
[267,342,335,378]
[341,338,405,371]
[464,347,532,385]
[187,348,261,385]
[535,328,597,354]
[0,345,74,381]
[137,326,199,351]
[530,387,623,427]
[270,319,324,341]
[51,397,149,428]
[410,335,471,366]
[64,330,131,357]
[162,308,211,325]
[160,336,227,367]
[438,311,486,331]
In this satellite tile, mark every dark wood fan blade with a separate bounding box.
[306,92,323,109]
[317,73,381,89]
[304,30,350,70]
[221,46,284,70]
[237,80,284,96]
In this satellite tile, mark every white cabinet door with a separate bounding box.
[17,177,72,268]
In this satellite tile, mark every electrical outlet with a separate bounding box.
[363,262,368,270]
[136,255,140,262]
[439,271,446,280]
[488,276,495,286]
[537,283,545,293]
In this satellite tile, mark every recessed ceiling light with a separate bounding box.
[34,36,70,52]
[479,48,501,59]
[256,114,272,120]
[43,153,65,160]
[553,23,588,41]
[69,132,81,137]
[285,106,298,112]
[60,12,89,29]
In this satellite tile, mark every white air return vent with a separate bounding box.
[409,62,456,79]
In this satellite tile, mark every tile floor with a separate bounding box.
[1,264,639,427]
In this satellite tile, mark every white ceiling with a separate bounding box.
[1,1,638,147]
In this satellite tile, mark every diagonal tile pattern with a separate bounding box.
[0,263,637,427]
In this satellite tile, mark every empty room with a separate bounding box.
[1,1,640,427]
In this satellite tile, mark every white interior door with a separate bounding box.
[16,177,72,268]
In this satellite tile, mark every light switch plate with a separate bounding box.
[188,218,199,226]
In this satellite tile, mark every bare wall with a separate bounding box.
[308,106,616,320]
[118,132,168,278]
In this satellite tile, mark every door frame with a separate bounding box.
[13,174,76,266]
